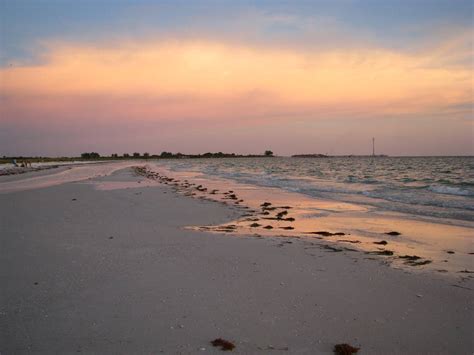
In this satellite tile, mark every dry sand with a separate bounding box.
[0,165,472,354]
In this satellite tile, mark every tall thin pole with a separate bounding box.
[372,137,375,156]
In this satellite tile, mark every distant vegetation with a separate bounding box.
[0,150,276,164]
[291,154,328,158]
[156,151,274,159]
[81,152,100,159]
[291,154,388,158]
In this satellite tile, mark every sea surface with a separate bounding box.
[157,156,474,224]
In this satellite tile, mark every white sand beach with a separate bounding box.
[0,163,472,354]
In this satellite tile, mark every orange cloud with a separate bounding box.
[1,39,471,124]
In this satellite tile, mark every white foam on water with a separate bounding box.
[427,185,471,196]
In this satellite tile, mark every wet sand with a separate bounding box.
[0,164,473,354]
[144,164,474,276]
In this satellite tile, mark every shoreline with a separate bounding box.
[1,164,473,353]
[0,160,117,177]
[137,164,474,277]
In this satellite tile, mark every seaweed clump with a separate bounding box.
[211,338,236,351]
[322,245,344,252]
[399,255,432,266]
[408,260,432,266]
[399,255,421,261]
[276,210,288,219]
[368,250,394,256]
[334,343,360,354]
[310,231,345,237]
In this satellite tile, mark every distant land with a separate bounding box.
[0,151,275,164]
[291,154,328,158]
[292,154,388,158]
[1,151,394,164]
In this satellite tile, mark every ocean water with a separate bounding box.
[157,156,474,223]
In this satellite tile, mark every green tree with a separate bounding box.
[81,152,100,159]
[264,150,274,156]
[160,152,173,158]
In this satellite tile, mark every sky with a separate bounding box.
[0,0,472,156]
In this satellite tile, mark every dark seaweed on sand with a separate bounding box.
[211,338,236,351]
[408,260,432,266]
[220,225,236,230]
[399,255,421,261]
[309,231,345,237]
[399,255,432,266]
[368,250,394,256]
[334,343,360,354]
[385,231,401,236]
[322,245,344,252]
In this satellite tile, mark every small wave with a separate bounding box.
[362,179,379,184]
[400,177,417,183]
[427,185,472,196]
[345,175,357,183]
[343,175,378,184]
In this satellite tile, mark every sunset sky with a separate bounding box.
[0,0,472,156]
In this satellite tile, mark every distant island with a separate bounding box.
[292,154,388,158]
[1,151,393,165]
[291,154,328,158]
[0,150,275,164]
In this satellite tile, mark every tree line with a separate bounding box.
[1,151,275,164]
[80,151,274,159]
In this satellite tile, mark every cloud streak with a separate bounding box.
[2,37,471,123]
